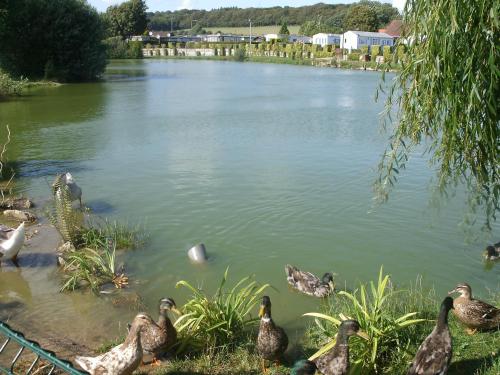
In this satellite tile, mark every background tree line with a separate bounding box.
[147,1,400,35]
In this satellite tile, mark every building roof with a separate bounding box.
[347,30,394,38]
[313,33,341,37]
[380,20,403,36]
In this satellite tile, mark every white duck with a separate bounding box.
[0,222,25,267]
[75,313,150,375]
[53,172,82,206]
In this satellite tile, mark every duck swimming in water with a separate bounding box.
[285,264,335,298]
[484,243,500,261]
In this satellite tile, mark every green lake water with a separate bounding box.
[0,59,498,348]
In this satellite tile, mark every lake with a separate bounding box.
[0,59,498,348]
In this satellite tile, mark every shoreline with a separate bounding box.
[139,54,400,73]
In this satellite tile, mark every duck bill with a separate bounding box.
[447,288,457,295]
[258,306,265,318]
[356,330,369,340]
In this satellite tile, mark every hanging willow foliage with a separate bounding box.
[376,0,499,229]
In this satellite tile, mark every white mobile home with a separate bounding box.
[312,33,341,47]
[341,31,394,52]
[288,34,312,44]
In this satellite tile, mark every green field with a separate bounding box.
[206,25,301,35]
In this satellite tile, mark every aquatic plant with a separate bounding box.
[174,268,270,351]
[305,267,426,374]
[60,241,128,292]
[79,218,147,250]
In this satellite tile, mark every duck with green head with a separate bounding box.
[407,296,454,375]
[484,243,500,261]
[312,320,368,375]
[448,283,500,333]
[257,295,289,372]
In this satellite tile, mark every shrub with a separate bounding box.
[305,267,426,374]
[104,37,143,59]
[234,48,246,62]
[174,268,270,352]
[383,45,392,63]
[0,70,25,97]
[371,45,381,57]
[361,45,369,54]
[348,52,361,61]
[0,0,106,82]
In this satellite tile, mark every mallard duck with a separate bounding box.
[484,243,500,261]
[0,222,25,267]
[407,296,453,375]
[140,297,181,364]
[75,313,151,375]
[257,296,288,372]
[290,360,318,375]
[285,264,335,298]
[448,283,500,333]
[313,320,368,375]
[53,172,82,206]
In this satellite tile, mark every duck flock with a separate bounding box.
[74,268,499,375]
[0,173,499,375]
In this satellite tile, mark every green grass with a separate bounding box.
[174,268,270,352]
[93,271,498,375]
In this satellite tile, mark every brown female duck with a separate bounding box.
[448,283,500,333]
[484,243,500,261]
[407,297,453,375]
[257,296,288,372]
[313,320,368,375]
[140,297,181,364]
[285,265,335,298]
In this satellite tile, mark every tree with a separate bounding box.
[0,0,106,82]
[343,4,378,31]
[376,0,499,229]
[105,0,147,39]
[279,21,290,35]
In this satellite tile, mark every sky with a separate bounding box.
[88,0,405,13]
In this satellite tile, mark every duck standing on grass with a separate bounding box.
[448,283,500,333]
[0,222,25,267]
[75,313,151,375]
[312,320,368,375]
[285,264,335,298]
[140,297,181,365]
[407,296,453,375]
[257,295,289,372]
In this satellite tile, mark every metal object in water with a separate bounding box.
[187,243,208,263]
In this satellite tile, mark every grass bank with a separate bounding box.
[96,271,498,375]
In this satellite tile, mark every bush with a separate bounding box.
[361,45,369,54]
[174,268,269,352]
[348,52,361,61]
[104,37,143,59]
[0,70,25,97]
[234,48,246,62]
[371,45,381,57]
[305,267,426,374]
[0,0,106,82]
[383,45,393,63]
